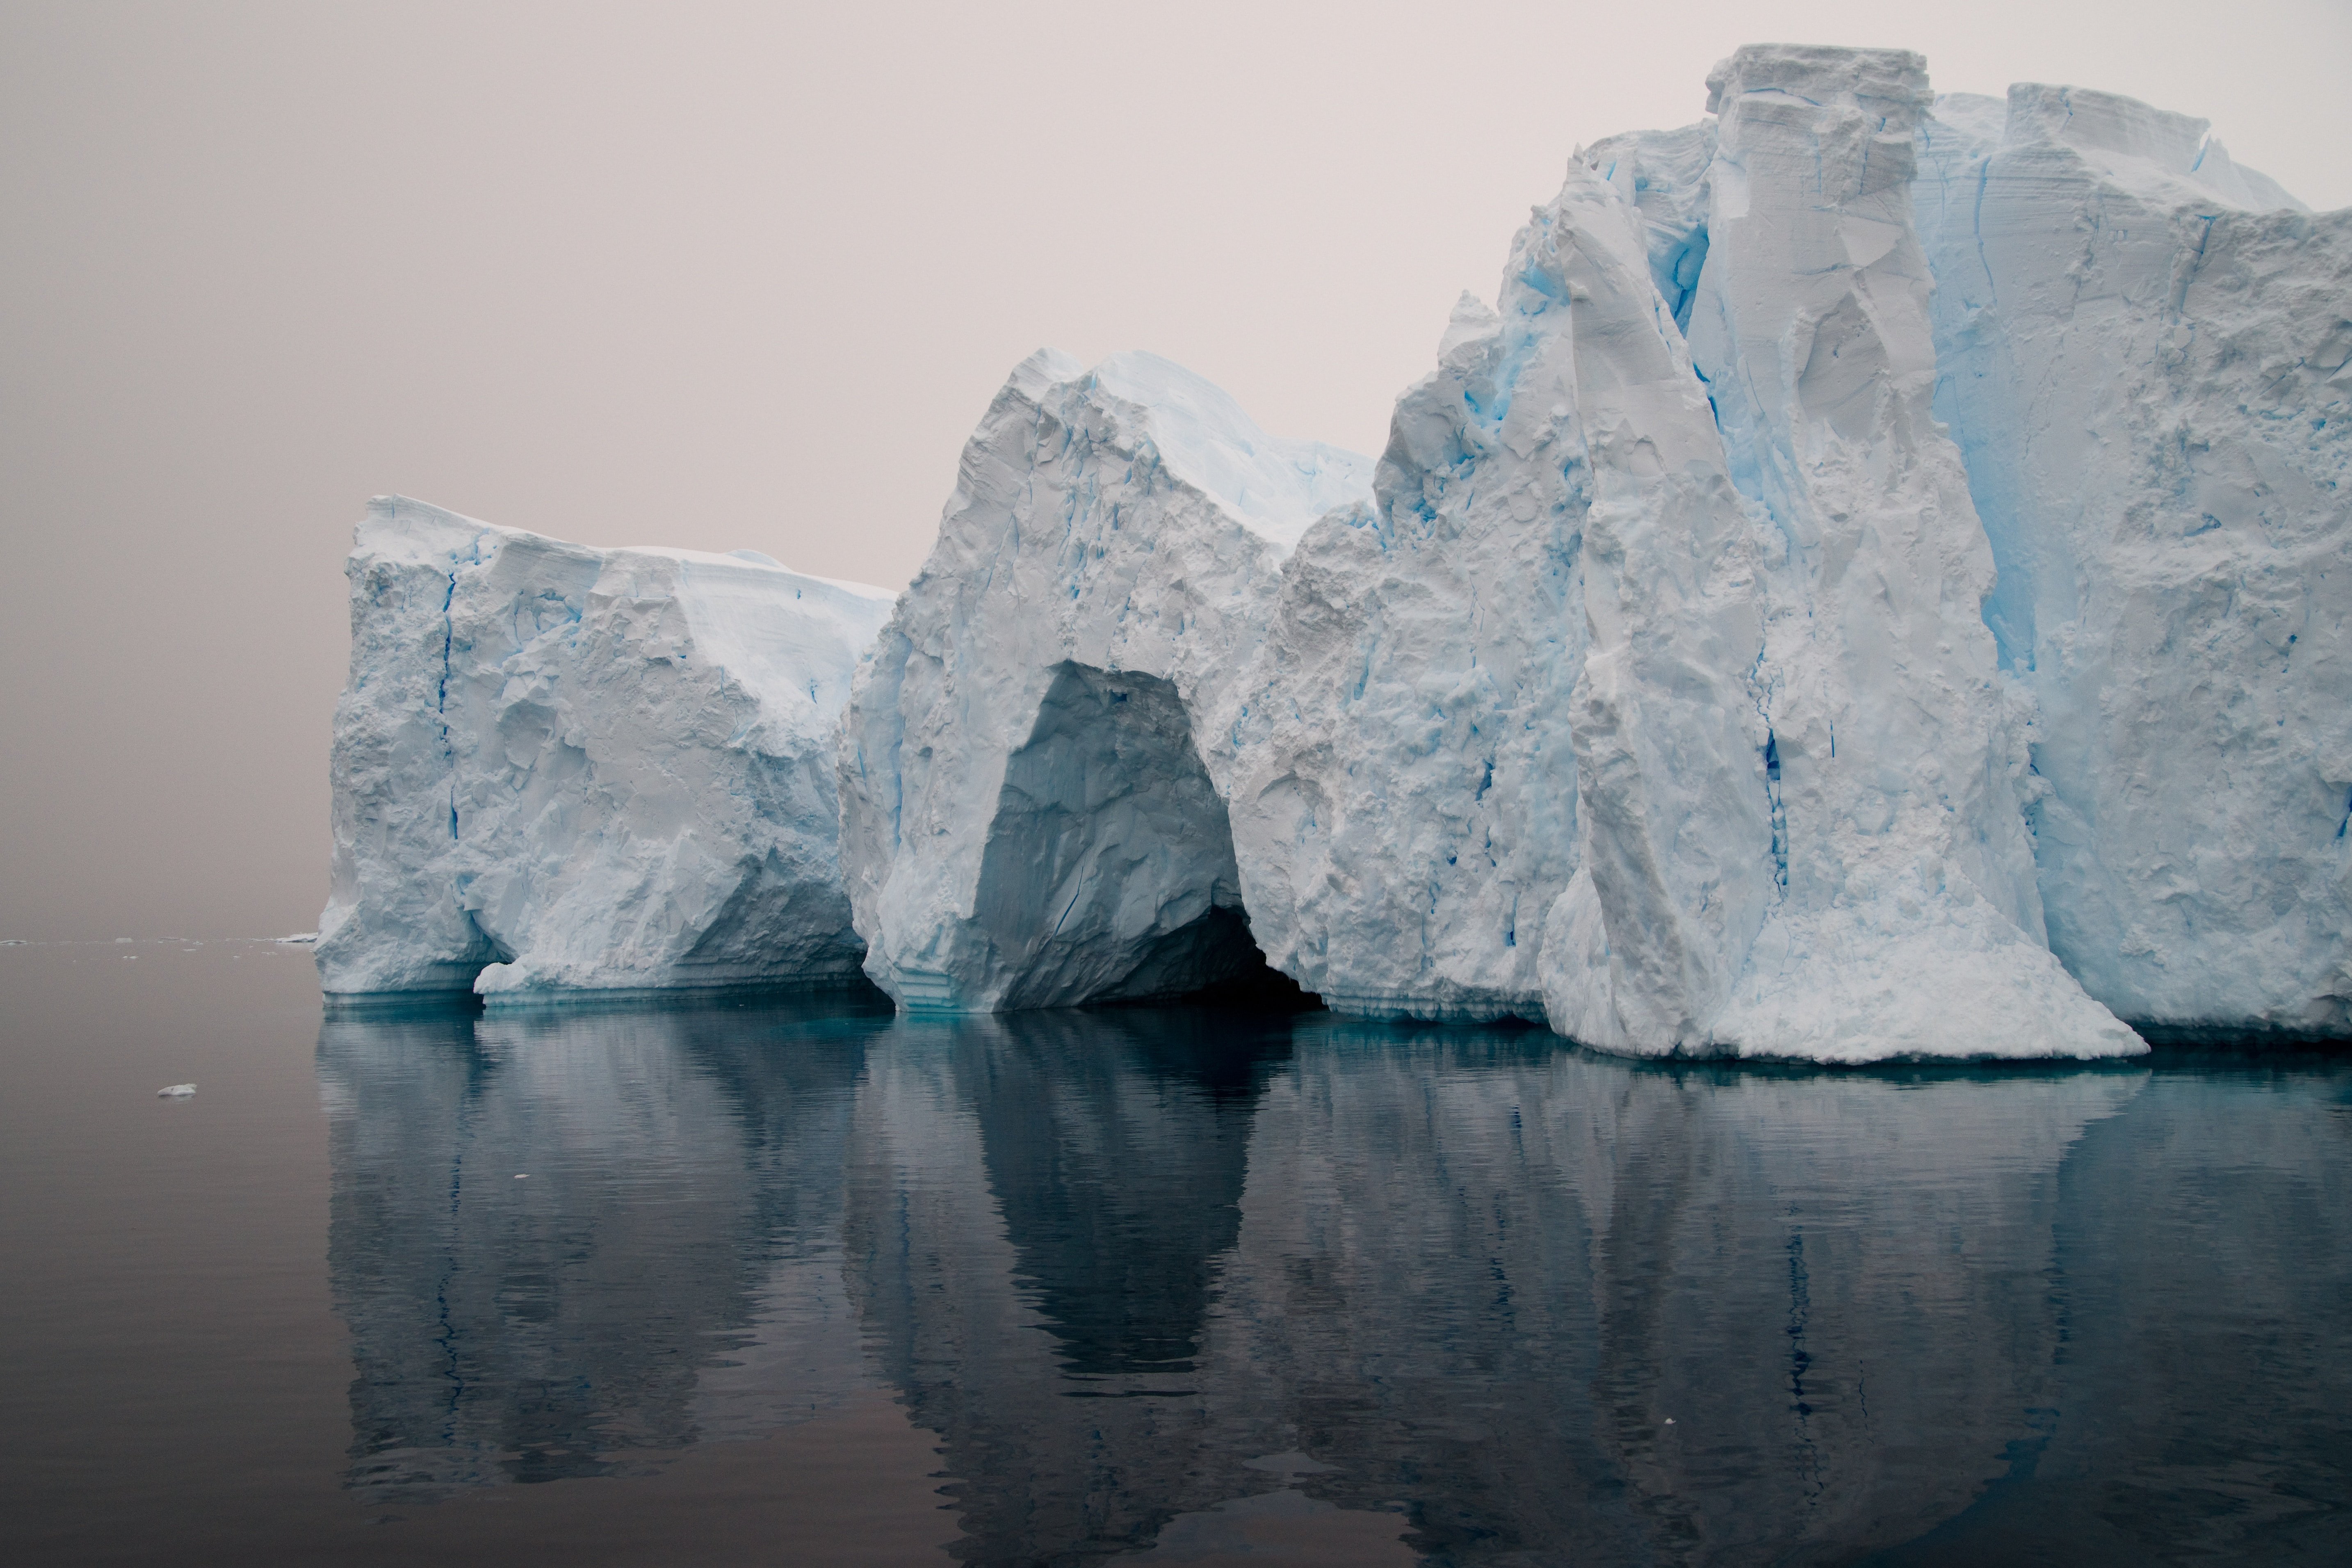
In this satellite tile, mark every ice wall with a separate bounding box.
[317,496,894,1000]
[1617,43,2138,1060]
[1232,48,2135,1058]
[1914,84,2352,1036]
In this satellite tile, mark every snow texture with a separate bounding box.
[1221,283,1589,1021]
[316,496,895,1001]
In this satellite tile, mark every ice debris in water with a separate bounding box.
[321,45,2347,1062]
[157,1084,196,1098]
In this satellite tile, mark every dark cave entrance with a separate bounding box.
[970,662,1315,1012]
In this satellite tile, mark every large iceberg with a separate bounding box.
[837,43,2341,1057]
[324,44,2345,1058]
[317,496,895,1000]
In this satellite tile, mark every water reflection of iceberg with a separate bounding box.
[1221,1027,2149,1563]
[842,1016,2149,1564]
[1884,1067,2352,1561]
[317,993,890,1494]
[843,1007,1298,1561]
[324,998,2297,1562]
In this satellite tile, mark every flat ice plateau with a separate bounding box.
[326,44,2347,1060]
[317,496,895,1002]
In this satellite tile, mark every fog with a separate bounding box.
[5,0,2345,939]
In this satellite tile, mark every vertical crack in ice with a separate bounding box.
[1971,160,1998,306]
[438,564,459,840]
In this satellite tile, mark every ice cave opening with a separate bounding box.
[971,662,1312,1011]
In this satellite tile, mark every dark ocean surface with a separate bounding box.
[4,941,2347,1565]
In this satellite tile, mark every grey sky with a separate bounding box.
[5,0,2345,940]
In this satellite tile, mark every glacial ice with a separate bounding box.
[1912,82,2352,1036]
[1567,44,2137,1059]
[324,43,2343,1058]
[315,496,895,1000]
[836,351,1372,1010]
[1222,286,1589,1022]
[840,42,2344,1058]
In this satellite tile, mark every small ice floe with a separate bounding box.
[274,933,318,945]
[513,1173,529,1180]
[157,1083,197,1098]
[1663,1417,1676,1426]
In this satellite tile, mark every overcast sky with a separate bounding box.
[5,0,2347,940]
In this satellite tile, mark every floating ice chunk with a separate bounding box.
[157,1083,196,1098]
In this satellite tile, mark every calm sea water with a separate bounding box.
[4,941,2348,1566]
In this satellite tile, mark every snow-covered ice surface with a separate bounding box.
[1914,83,2352,1037]
[837,352,1371,1011]
[316,496,895,1001]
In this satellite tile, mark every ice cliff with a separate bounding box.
[1912,83,2352,1036]
[324,42,2345,1057]
[317,496,894,1000]
[1533,45,2135,1058]
[840,43,2340,1057]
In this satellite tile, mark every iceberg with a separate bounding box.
[846,44,2334,1058]
[324,44,2344,1058]
[316,496,895,1000]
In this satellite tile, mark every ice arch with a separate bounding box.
[966,663,1273,1010]
[836,348,1372,1015]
